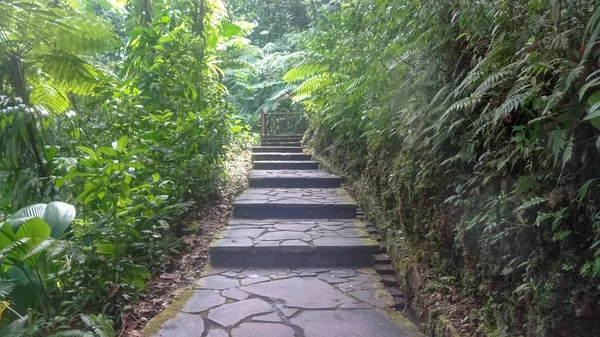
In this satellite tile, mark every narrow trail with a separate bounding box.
[150,135,423,337]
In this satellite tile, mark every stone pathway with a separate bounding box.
[151,135,423,337]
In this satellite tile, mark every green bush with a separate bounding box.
[287,0,600,335]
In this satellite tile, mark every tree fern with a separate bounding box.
[283,64,329,83]
[292,73,333,96]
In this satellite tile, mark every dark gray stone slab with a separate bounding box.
[261,135,303,141]
[221,228,266,238]
[259,231,311,241]
[233,188,357,219]
[253,161,319,170]
[231,323,295,337]
[260,141,302,147]
[253,153,312,161]
[210,219,378,267]
[291,310,419,337]
[331,269,356,278]
[222,288,249,300]
[206,329,228,337]
[313,237,377,251]
[280,308,298,317]
[241,275,271,285]
[240,277,355,309]
[194,275,239,290]
[280,240,311,253]
[157,313,204,337]
[252,312,282,322]
[207,298,274,327]
[181,290,225,313]
[253,146,303,153]
[250,170,341,188]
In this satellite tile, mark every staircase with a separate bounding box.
[150,133,423,337]
[210,134,379,267]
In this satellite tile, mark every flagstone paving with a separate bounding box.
[154,267,422,337]
[150,135,423,337]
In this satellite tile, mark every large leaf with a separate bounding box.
[7,202,76,238]
[45,202,76,238]
[7,204,47,230]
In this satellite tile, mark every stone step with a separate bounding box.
[374,254,391,264]
[253,146,303,153]
[249,170,341,188]
[262,135,303,141]
[233,188,357,219]
[253,161,319,170]
[210,219,378,267]
[261,141,302,147]
[253,153,312,161]
[374,264,395,275]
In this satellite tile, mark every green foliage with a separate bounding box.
[288,0,600,335]
[0,0,255,335]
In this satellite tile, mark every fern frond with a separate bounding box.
[292,74,333,96]
[493,92,531,122]
[284,64,329,83]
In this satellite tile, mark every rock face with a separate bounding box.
[147,135,424,337]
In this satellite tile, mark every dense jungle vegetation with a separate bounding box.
[1,0,600,336]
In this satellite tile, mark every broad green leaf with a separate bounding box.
[221,21,242,38]
[15,218,50,244]
[76,146,97,159]
[97,146,118,157]
[117,136,129,152]
[7,202,76,238]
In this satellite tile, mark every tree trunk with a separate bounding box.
[8,52,49,180]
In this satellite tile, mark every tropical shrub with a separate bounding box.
[0,0,254,335]
[286,0,600,335]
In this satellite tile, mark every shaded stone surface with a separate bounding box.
[194,275,239,290]
[350,289,393,308]
[207,298,274,327]
[331,269,356,278]
[250,169,341,188]
[181,290,225,313]
[253,147,304,153]
[259,231,311,241]
[157,313,204,337]
[241,275,271,285]
[206,329,228,337]
[222,288,249,301]
[280,308,298,317]
[211,219,377,256]
[252,312,282,322]
[251,170,338,179]
[253,161,319,170]
[231,323,295,337]
[291,310,416,337]
[253,153,312,161]
[235,188,354,206]
[240,277,355,309]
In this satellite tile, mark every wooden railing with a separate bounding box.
[260,111,307,136]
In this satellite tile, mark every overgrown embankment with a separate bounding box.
[289,1,600,336]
